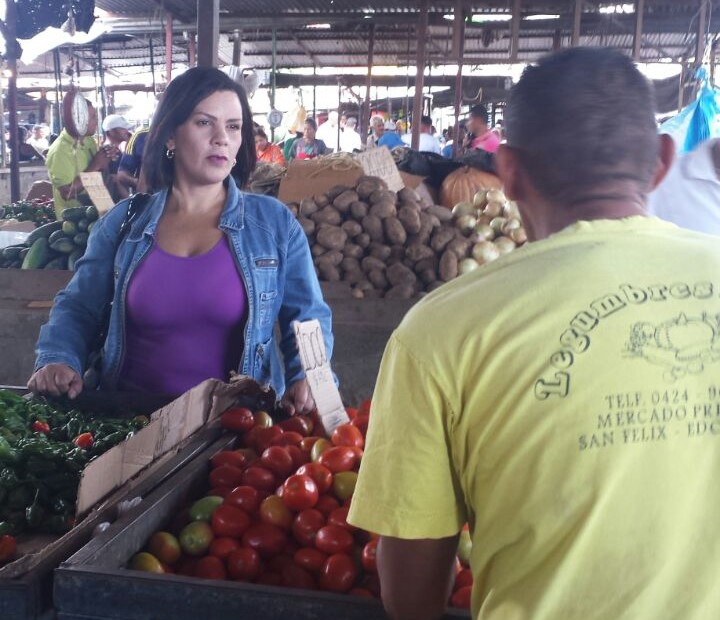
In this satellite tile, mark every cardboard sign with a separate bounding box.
[79,171,115,215]
[293,319,348,434]
[278,158,364,204]
[354,146,405,192]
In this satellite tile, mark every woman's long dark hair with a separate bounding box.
[143,67,257,190]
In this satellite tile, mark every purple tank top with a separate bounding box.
[119,237,247,394]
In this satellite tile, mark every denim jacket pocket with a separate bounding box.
[254,336,274,385]
[258,290,278,327]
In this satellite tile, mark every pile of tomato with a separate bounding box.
[128,401,472,609]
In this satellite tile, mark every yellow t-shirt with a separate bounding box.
[348,217,720,620]
[45,129,98,219]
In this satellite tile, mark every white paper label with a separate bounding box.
[293,319,348,434]
[354,146,405,192]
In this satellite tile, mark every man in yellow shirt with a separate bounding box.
[348,47,720,620]
[45,99,119,219]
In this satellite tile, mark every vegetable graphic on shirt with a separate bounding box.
[625,313,720,381]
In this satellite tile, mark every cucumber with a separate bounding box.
[87,221,95,233]
[48,230,67,245]
[44,256,68,270]
[49,237,76,254]
[1,245,25,260]
[19,247,30,260]
[61,206,87,222]
[22,238,51,269]
[85,205,99,222]
[68,249,83,272]
[9,260,22,269]
[25,220,63,246]
[76,218,89,232]
[73,232,89,248]
[62,220,78,236]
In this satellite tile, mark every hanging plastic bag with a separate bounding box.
[659,68,720,153]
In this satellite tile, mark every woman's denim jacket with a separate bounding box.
[34,178,334,396]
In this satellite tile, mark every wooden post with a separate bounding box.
[197,0,219,68]
[572,0,582,47]
[187,32,197,68]
[510,0,522,62]
[149,38,157,94]
[165,11,173,82]
[633,0,645,61]
[452,0,466,158]
[4,0,20,202]
[361,23,375,147]
[411,0,429,150]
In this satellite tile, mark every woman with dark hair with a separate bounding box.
[254,127,286,166]
[289,118,328,160]
[29,67,333,415]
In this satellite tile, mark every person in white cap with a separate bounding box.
[102,114,134,200]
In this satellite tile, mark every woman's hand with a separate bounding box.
[280,379,315,416]
[27,364,83,399]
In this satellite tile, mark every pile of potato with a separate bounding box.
[286,176,526,299]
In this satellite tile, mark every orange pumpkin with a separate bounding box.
[440,166,502,209]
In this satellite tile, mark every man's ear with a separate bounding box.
[649,133,675,191]
[496,144,524,201]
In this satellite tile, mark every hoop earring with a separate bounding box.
[232,158,237,166]
[165,148,175,160]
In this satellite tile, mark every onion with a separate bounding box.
[503,201,520,218]
[474,223,495,241]
[510,227,527,244]
[489,217,507,234]
[452,202,476,218]
[485,189,506,204]
[483,201,504,218]
[472,190,488,208]
[501,218,521,235]
[459,258,480,274]
[494,236,517,255]
[455,214,478,234]
[472,241,500,264]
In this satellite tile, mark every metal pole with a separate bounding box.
[679,61,686,110]
[271,28,277,142]
[313,64,317,119]
[452,0,466,158]
[362,23,375,146]
[711,39,717,85]
[411,0,429,150]
[165,11,173,83]
[6,0,20,202]
[232,30,241,66]
[187,32,197,67]
[633,0,645,61]
[696,0,708,67]
[0,74,6,168]
[510,0,522,62]
[197,0,219,68]
[405,27,411,131]
[53,48,63,133]
[149,39,157,95]
[98,43,108,115]
[572,0,582,47]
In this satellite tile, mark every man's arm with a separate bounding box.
[378,534,460,620]
[56,146,117,200]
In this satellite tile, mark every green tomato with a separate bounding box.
[179,521,214,556]
[188,495,224,522]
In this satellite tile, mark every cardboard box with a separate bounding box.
[278,158,364,204]
[399,170,426,189]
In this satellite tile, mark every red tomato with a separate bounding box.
[256,571,282,586]
[314,525,354,555]
[291,509,325,547]
[319,553,357,593]
[349,587,375,598]
[450,585,473,609]
[279,416,314,436]
[208,537,240,560]
[294,547,328,574]
[226,547,261,581]
[174,556,198,577]
[0,535,16,563]
[207,486,232,499]
[259,446,295,477]
[209,465,245,489]
[270,431,304,447]
[73,432,94,449]
[259,495,293,530]
[241,523,288,558]
[253,427,285,453]
[241,466,277,492]
[358,399,372,417]
[268,553,295,574]
[350,415,370,438]
[286,445,309,468]
[314,495,341,517]
[194,556,227,580]
[317,446,357,473]
[282,474,319,511]
[210,450,249,470]
[281,563,317,590]
[211,505,251,538]
[299,437,319,453]
[224,486,260,513]
[254,410,274,428]
[361,538,378,573]
[330,424,364,449]
[454,567,473,591]
[327,507,356,532]
[345,406,358,420]
[363,573,382,597]
[32,420,50,434]
[295,463,333,494]
[220,407,255,433]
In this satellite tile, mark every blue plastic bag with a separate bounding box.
[659,68,720,153]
